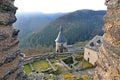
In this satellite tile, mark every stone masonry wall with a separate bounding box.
[0,0,23,80]
[94,0,120,80]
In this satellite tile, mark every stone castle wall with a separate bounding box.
[94,0,120,80]
[0,0,23,80]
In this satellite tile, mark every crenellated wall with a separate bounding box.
[94,0,120,80]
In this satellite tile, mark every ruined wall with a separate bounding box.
[0,0,23,80]
[94,0,120,80]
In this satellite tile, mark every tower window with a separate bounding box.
[90,42,94,47]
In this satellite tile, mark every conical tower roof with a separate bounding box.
[55,26,67,43]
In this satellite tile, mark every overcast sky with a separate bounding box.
[15,0,107,13]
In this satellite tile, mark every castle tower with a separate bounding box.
[94,0,120,80]
[0,0,23,80]
[55,26,67,53]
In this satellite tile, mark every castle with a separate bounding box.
[84,35,102,66]
[0,0,120,80]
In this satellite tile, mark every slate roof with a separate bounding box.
[85,35,102,52]
[55,26,67,43]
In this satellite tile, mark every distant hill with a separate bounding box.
[14,12,65,39]
[19,10,106,48]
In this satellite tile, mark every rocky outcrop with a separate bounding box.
[0,0,23,80]
[94,0,120,80]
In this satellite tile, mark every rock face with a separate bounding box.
[94,0,120,80]
[0,0,23,80]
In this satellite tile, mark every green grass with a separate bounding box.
[57,56,66,59]
[72,54,93,68]
[49,58,56,62]
[32,60,50,72]
[24,56,66,75]
[24,64,32,75]
[23,55,93,76]
[49,55,66,62]
[73,54,84,62]
[49,56,66,70]
[73,53,84,57]
[62,57,74,66]
[82,60,93,68]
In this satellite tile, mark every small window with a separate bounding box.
[97,40,101,44]
[87,58,90,62]
[90,42,94,47]
[88,52,90,55]
[94,62,97,66]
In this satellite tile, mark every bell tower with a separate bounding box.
[55,26,67,53]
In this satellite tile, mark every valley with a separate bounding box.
[14,10,106,54]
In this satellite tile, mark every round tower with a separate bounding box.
[55,26,67,53]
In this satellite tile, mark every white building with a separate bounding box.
[84,35,102,66]
[55,26,67,53]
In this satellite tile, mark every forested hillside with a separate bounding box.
[19,10,106,48]
[14,12,65,39]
